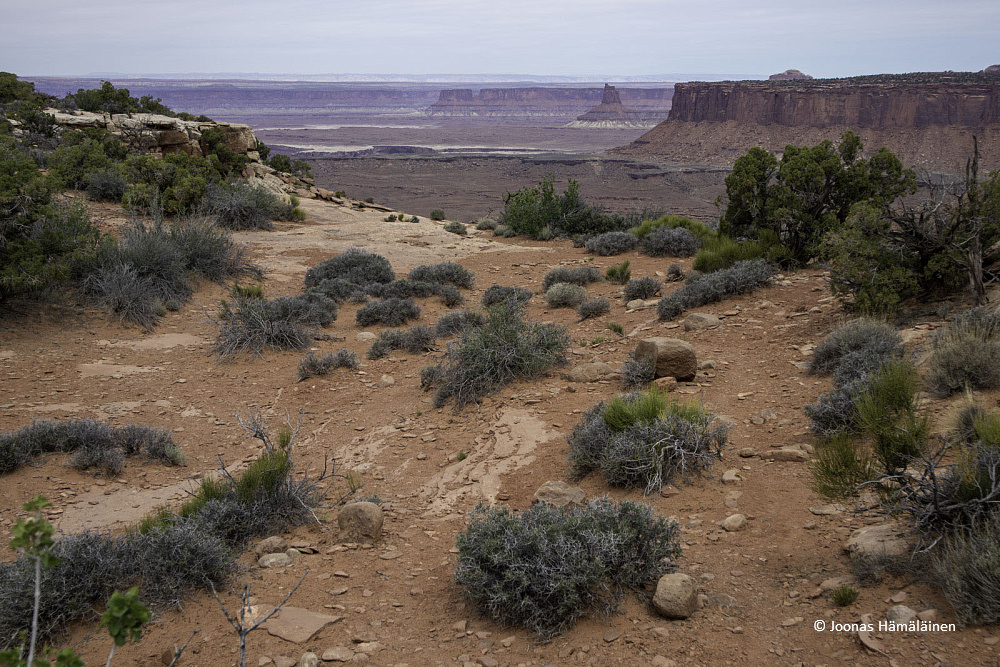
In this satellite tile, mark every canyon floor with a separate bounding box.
[2,195,998,667]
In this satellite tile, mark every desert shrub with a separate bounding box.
[692,235,770,273]
[212,295,311,360]
[640,227,701,257]
[82,264,166,331]
[656,259,774,321]
[568,388,729,493]
[297,349,359,381]
[624,277,661,302]
[931,514,1000,625]
[436,310,485,336]
[266,291,339,327]
[577,298,610,321]
[83,166,128,202]
[544,282,588,308]
[0,419,180,476]
[499,175,629,238]
[493,225,516,238]
[367,325,436,359]
[438,284,464,307]
[475,217,498,230]
[311,278,367,304]
[429,209,446,221]
[630,215,715,242]
[927,308,1000,396]
[481,284,532,307]
[585,231,638,256]
[607,321,625,336]
[605,260,631,284]
[541,266,602,291]
[366,278,437,300]
[667,263,684,281]
[433,299,569,409]
[455,498,681,639]
[356,297,421,327]
[621,355,655,390]
[444,220,467,235]
[167,218,261,283]
[831,585,860,607]
[384,214,398,222]
[420,363,444,390]
[303,247,395,290]
[808,319,902,375]
[203,180,285,231]
[408,261,475,288]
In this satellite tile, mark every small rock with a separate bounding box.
[764,448,809,462]
[652,658,678,667]
[917,609,938,622]
[263,607,343,643]
[298,652,319,667]
[256,536,288,556]
[721,514,747,532]
[683,313,721,331]
[258,553,292,568]
[660,485,680,498]
[452,620,468,633]
[653,376,678,392]
[809,504,846,515]
[603,630,621,642]
[704,593,739,609]
[338,502,384,542]
[564,362,617,383]
[781,617,802,627]
[886,605,917,625]
[738,448,756,458]
[722,469,741,484]
[890,591,908,603]
[759,408,777,421]
[819,576,856,592]
[698,359,717,370]
[532,481,586,508]
[321,647,354,662]
[634,338,697,381]
[477,658,499,667]
[626,299,647,310]
[274,658,297,667]
[377,374,395,388]
[356,332,376,341]
[652,573,698,619]
[845,524,911,561]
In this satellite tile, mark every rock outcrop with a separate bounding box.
[615,71,1000,172]
[769,69,813,81]
[428,86,672,120]
[566,84,668,129]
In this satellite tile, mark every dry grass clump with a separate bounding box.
[297,349,359,381]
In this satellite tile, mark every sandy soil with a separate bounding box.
[1,197,996,667]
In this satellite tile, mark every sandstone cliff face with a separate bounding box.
[667,81,1000,129]
[568,84,669,128]
[428,86,672,117]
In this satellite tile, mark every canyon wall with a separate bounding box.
[616,75,1000,172]
[428,87,672,117]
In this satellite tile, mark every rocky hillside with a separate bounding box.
[615,71,1000,172]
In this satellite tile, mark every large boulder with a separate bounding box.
[634,338,697,381]
[338,501,384,542]
[844,524,910,561]
[652,573,698,619]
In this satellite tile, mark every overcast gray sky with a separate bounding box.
[4,0,998,79]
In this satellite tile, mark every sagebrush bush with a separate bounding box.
[303,248,395,290]
[568,389,729,494]
[430,209,446,221]
[577,298,610,321]
[355,297,421,327]
[640,227,701,257]
[365,278,437,300]
[168,218,261,283]
[438,284,464,307]
[0,419,181,476]
[544,282,588,308]
[667,263,684,281]
[407,262,475,288]
[657,259,774,321]
[624,277,661,302]
[83,166,128,202]
[481,284,532,307]
[213,295,312,360]
[932,514,1000,625]
[605,260,631,284]
[368,325,436,359]
[436,310,485,336]
[809,319,902,375]
[630,215,715,242]
[620,355,655,390]
[455,499,681,639]
[585,231,638,256]
[927,308,1000,396]
[420,363,444,390]
[475,217,498,230]
[433,299,569,409]
[444,220,467,235]
[202,180,283,231]
[297,349,359,381]
[541,266,602,291]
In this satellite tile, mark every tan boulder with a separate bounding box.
[634,338,697,381]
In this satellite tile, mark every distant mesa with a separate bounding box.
[984,64,1000,74]
[769,69,814,81]
[566,84,669,129]
[427,85,672,122]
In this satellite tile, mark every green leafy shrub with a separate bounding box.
[605,261,631,284]
[585,231,638,256]
[436,310,485,336]
[630,214,714,241]
[83,166,128,202]
[432,299,569,409]
[568,389,729,494]
[498,175,627,238]
[297,349,359,381]
[0,419,181,476]
[47,138,111,189]
[624,277,661,302]
[831,585,859,607]
[481,284,532,307]
[927,307,1000,396]
[429,209,446,221]
[202,180,285,231]
[541,266,602,292]
[544,282,588,308]
[407,262,475,288]
[355,297,421,327]
[577,298,610,321]
[455,498,681,639]
[444,220,466,235]
[657,259,774,321]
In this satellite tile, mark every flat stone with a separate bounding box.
[377,374,395,388]
[845,524,911,561]
[564,362,617,383]
[258,553,292,568]
[809,504,846,515]
[603,630,622,642]
[321,646,354,662]
[298,653,319,667]
[886,605,917,625]
[264,607,343,643]
[764,448,809,462]
[722,469,741,484]
[653,376,678,392]
[683,313,721,331]
[532,480,586,508]
[256,536,288,556]
[356,332,376,341]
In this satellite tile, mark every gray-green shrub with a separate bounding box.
[624,277,661,302]
[656,259,774,321]
[355,297,421,327]
[436,310,485,336]
[541,266,602,291]
[544,282,588,308]
[303,248,395,290]
[297,349,359,381]
[577,298,610,321]
[640,227,701,257]
[407,262,475,288]
[585,232,638,256]
[481,284,532,307]
[927,308,1000,396]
